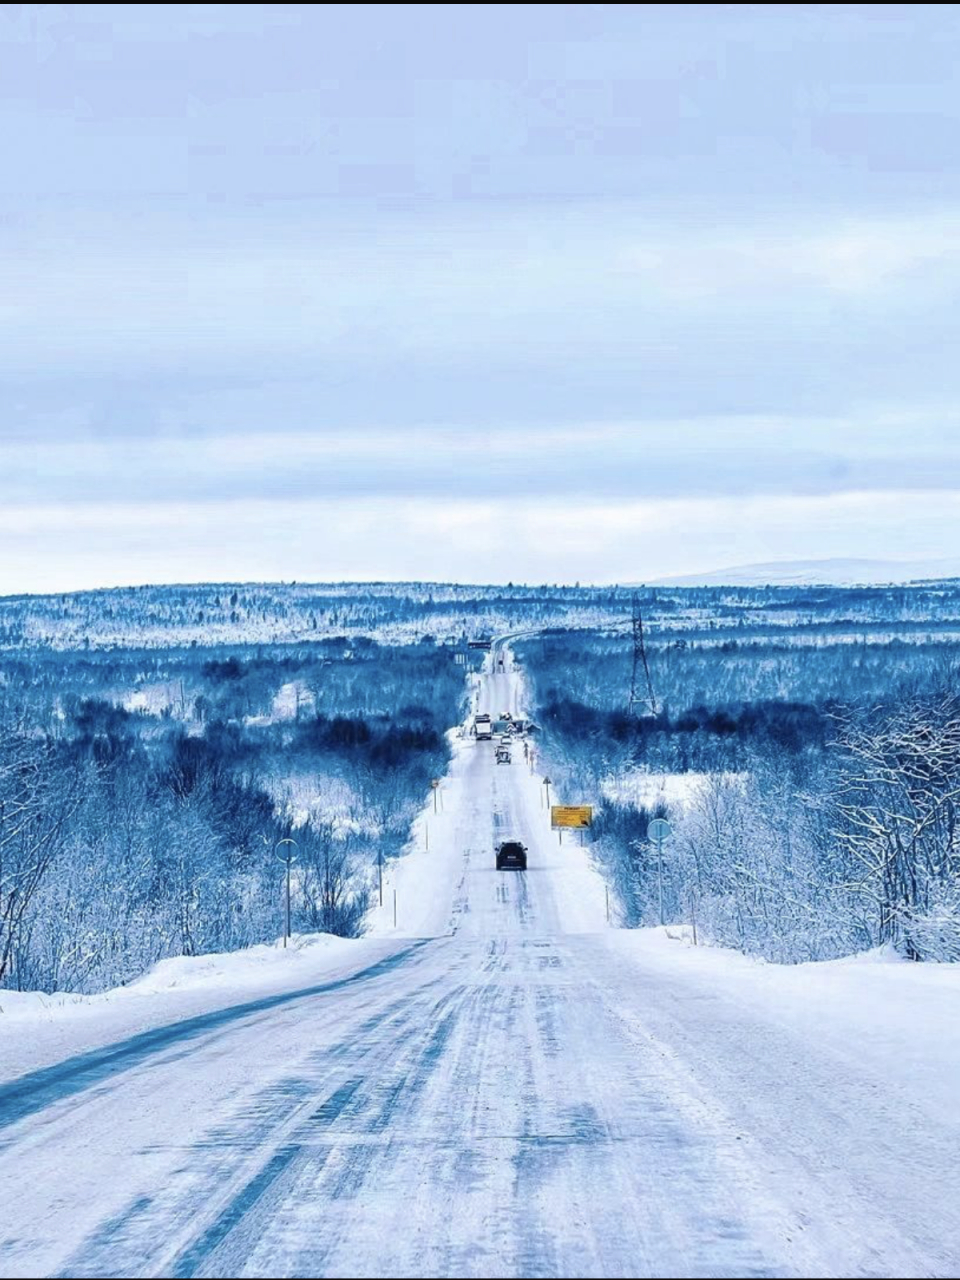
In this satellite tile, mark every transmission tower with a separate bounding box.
[628,593,658,717]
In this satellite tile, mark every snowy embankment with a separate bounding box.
[609,927,960,1119]
[362,664,484,939]
[0,932,396,1082]
[362,724,476,939]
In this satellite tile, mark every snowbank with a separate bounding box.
[0,930,394,1083]
[606,926,960,1118]
[0,932,361,1022]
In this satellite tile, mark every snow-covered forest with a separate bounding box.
[519,608,960,963]
[0,628,482,993]
[5,577,960,650]
[0,581,629,650]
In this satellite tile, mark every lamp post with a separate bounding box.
[274,837,298,947]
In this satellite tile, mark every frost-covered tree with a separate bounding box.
[298,823,369,937]
[0,737,82,987]
[828,692,960,960]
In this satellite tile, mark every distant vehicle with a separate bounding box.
[474,714,493,741]
[496,840,527,870]
[499,735,512,746]
[496,746,511,764]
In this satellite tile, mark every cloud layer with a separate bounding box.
[2,5,959,590]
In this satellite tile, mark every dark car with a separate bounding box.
[496,840,527,870]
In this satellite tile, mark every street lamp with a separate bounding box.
[274,837,298,948]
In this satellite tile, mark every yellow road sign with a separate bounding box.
[551,805,593,829]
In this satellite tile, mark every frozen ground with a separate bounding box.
[1,647,959,1278]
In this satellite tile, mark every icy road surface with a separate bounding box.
[1,649,959,1278]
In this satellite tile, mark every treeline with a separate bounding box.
[5,577,960,652]
[0,580,631,650]
[0,640,472,995]
[297,712,444,764]
[539,695,831,769]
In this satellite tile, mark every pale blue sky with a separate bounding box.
[2,4,959,590]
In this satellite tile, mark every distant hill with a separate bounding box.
[650,558,960,587]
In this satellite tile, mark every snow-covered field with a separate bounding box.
[1,648,958,1278]
[600,767,748,811]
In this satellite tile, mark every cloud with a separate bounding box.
[5,410,960,512]
[2,206,959,381]
[618,213,960,300]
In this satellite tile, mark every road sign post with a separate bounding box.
[648,818,672,927]
[274,837,298,948]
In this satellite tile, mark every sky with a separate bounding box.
[2,2,960,593]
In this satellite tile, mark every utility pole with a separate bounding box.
[628,593,657,718]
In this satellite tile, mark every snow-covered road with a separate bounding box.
[1,651,959,1278]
